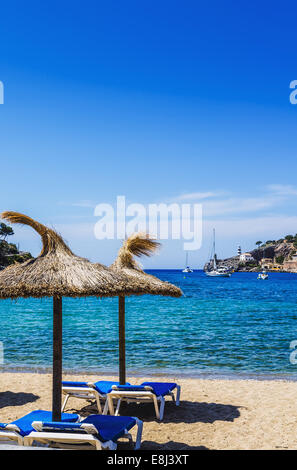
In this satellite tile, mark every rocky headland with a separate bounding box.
[204,236,297,273]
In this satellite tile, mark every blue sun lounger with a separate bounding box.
[24,414,143,450]
[61,380,131,413]
[0,410,79,446]
[107,382,181,421]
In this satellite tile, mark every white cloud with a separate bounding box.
[265,184,297,196]
[169,190,284,218]
[203,215,297,238]
[169,184,297,218]
[202,195,283,217]
[58,200,96,208]
[71,200,96,208]
[8,185,297,267]
[174,191,222,201]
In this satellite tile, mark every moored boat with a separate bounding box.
[205,229,231,277]
[257,271,268,280]
[182,252,193,273]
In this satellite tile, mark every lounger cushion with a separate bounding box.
[62,380,130,395]
[82,415,136,442]
[38,415,136,443]
[5,410,79,437]
[62,381,90,388]
[141,382,177,397]
[93,381,130,395]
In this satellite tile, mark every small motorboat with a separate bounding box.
[257,271,268,280]
[182,266,193,273]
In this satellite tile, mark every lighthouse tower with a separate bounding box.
[237,245,242,257]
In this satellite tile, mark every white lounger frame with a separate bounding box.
[0,425,24,446]
[61,383,109,414]
[23,418,143,450]
[0,416,83,447]
[107,385,181,421]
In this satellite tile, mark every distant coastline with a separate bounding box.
[0,221,32,270]
[204,235,297,274]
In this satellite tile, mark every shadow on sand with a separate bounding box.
[77,399,241,424]
[64,400,241,450]
[162,400,241,424]
[116,440,208,450]
[139,441,209,450]
[0,391,39,409]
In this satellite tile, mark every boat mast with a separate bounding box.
[213,228,217,270]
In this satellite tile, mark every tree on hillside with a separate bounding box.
[0,223,14,240]
[285,235,294,241]
[255,241,262,247]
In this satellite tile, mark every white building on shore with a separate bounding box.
[239,252,254,263]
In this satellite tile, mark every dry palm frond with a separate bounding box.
[2,211,73,257]
[113,233,160,271]
[110,233,182,298]
[0,211,136,299]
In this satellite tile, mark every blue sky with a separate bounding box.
[1,1,297,268]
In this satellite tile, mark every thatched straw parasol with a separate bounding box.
[0,211,136,421]
[109,233,183,384]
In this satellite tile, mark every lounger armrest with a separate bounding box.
[4,424,20,432]
[111,385,154,392]
[32,421,97,435]
[80,423,98,435]
[86,382,97,390]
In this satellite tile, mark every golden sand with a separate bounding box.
[1,372,297,450]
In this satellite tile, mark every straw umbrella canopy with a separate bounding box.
[109,233,182,384]
[0,211,137,421]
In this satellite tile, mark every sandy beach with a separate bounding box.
[0,372,297,450]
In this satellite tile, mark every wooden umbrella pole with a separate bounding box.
[52,295,62,421]
[119,295,126,385]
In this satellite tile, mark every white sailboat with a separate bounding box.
[205,229,231,277]
[182,252,193,273]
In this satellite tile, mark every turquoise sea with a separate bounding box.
[1,270,297,380]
